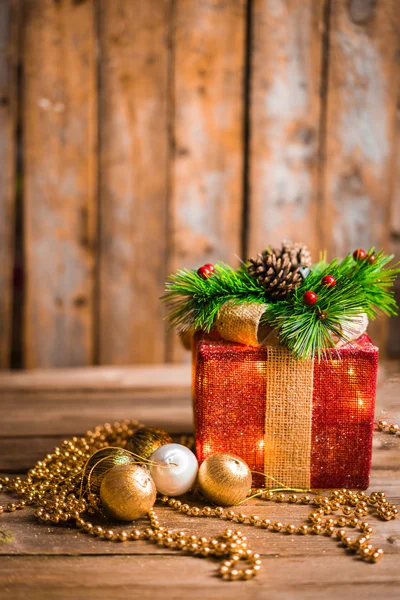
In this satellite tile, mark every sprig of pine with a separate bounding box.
[323,249,399,318]
[262,249,400,359]
[261,263,365,360]
[162,262,267,332]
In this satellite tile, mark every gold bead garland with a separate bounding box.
[377,419,400,436]
[0,419,398,582]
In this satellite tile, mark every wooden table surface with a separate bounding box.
[0,363,399,600]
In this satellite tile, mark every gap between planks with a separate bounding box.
[0,365,191,391]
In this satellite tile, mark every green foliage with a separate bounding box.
[162,249,400,360]
[162,263,267,332]
[322,250,399,319]
[262,261,364,359]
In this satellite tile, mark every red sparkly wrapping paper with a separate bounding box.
[193,334,378,489]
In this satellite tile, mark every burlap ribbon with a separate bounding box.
[214,301,368,349]
[214,302,269,346]
[263,346,313,488]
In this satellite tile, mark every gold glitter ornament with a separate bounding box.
[100,463,157,521]
[198,453,252,507]
[126,427,173,460]
[82,447,136,495]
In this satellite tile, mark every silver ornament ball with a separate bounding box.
[149,443,198,496]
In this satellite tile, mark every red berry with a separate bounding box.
[367,253,376,264]
[321,275,336,288]
[197,265,212,279]
[353,248,366,261]
[203,263,215,273]
[303,291,317,306]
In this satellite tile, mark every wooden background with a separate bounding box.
[0,0,400,370]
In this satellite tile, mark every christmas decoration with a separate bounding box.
[353,248,366,261]
[303,290,317,305]
[247,241,312,299]
[204,263,215,273]
[321,274,336,287]
[163,245,399,360]
[126,426,172,460]
[0,419,397,586]
[149,443,198,496]
[82,447,136,495]
[198,453,252,507]
[377,419,400,436]
[163,242,399,497]
[197,264,214,279]
[100,463,157,521]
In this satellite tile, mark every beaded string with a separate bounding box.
[0,420,398,582]
[377,419,400,436]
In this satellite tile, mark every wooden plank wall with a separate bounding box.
[98,0,170,365]
[168,0,246,361]
[248,0,324,259]
[23,0,97,367]
[0,0,399,369]
[0,0,19,368]
[322,0,400,349]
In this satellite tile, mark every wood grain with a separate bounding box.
[323,0,400,338]
[0,553,399,600]
[388,62,400,356]
[0,363,399,598]
[168,0,246,361]
[247,0,325,260]
[22,0,97,368]
[98,0,170,365]
[322,0,400,255]
[0,389,192,438]
[0,359,397,438]
[321,0,400,348]
[0,0,19,368]
[0,364,191,391]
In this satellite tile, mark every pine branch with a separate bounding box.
[262,274,367,360]
[161,263,267,332]
[262,249,400,359]
[337,249,399,318]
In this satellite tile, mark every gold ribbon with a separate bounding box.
[214,301,270,347]
[263,346,314,489]
[214,301,369,349]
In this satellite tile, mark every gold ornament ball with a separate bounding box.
[126,427,173,460]
[83,448,135,495]
[198,453,252,507]
[100,464,156,521]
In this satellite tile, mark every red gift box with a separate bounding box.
[193,334,378,490]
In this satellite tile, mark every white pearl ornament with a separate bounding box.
[149,443,198,496]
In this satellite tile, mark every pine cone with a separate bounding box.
[248,241,312,299]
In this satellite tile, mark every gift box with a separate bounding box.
[164,241,398,491]
[193,333,378,490]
